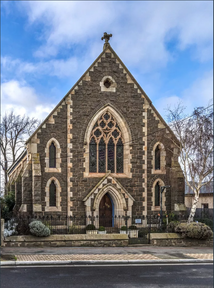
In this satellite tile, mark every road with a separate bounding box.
[1,264,213,288]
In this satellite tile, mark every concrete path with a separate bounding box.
[1,245,213,266]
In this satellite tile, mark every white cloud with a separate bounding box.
[1,80,55,120]
[154,70,213,119]
[1,56,82,79]
[17,1,213,71]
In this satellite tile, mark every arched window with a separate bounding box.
[155,182,160,206]
[155,145,160,170]
[49,142,56,168]
[89,111,124,173]
[49,180,56,206]
[89,137,97,172]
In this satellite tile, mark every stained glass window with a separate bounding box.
[155,182,160,206]
[155,145,160,170]
[116,138,123,173]
[89,111,124,173]
[49,142,56,168]
[99,138,106,173]
[50,181,56,206]
[108,138,114,172]
[89,137,97,172]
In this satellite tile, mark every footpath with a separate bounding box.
[1,245,213,266]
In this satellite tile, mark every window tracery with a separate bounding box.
[89,111,124,173]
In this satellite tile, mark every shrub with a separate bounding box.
[120,226,127,231]
[129,225,137,230]
[86,224,96,231]
[168,221,179,232]
[175,222,213,240]
[98,226,105,231]
[138,227,149,237]
[175,223,188,235]
[186,222,213,240]
[0,191,15,220]
[195,218,213,231]
[29,220,51,237]
[168,212,180,222]
[4,218,18,238]
[4,191,15,211]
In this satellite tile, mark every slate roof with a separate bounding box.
[185,181,213,194]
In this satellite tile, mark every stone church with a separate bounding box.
[8,33,185,228]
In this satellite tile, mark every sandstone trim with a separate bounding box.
[151,178,166,212]
[45,177,62,212]
[45,137,62,173]
[151,142,166,175]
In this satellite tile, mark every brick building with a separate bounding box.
[8,34,185,228]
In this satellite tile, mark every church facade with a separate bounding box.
[8,34,185,228]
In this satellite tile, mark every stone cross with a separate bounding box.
[101,32,112,43]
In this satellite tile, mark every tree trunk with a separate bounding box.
[188,194,199,223]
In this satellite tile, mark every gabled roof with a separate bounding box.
[26,43,179,144]
[83,171,135,203]
[185,181,213,194]
[7,149,27,175]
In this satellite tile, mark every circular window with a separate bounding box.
[104,78,111,88]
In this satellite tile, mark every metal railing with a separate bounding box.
[4,210,213,238]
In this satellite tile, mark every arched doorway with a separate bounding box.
[99,193,113,227]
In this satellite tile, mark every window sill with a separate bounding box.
[84,172,130,178]
[45,206,62,212]
[151,169,166,174]
[45,168,61,173]
[151,206,166,211]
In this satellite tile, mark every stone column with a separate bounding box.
[20,162,33,213]
[66,94,73,224]
[32,153,42,213]
[170,147,186,212]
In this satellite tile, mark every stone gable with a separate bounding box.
[8,42,185,227]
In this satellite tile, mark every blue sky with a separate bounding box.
[1,1,213,121]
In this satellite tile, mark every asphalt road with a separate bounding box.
[1,264,213,288]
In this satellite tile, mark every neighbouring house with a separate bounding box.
[185,182,213,217]
[7,33,185,228]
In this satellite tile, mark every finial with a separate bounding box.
[101,32,112,50]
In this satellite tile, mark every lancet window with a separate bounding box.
[89,111,124,173]
[155,145,161,170]
[49,180,56,207]
[155,182,160,206]
[49,142,56,168]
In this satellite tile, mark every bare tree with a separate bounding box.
[0,111,40,191]
[167,104,213,223]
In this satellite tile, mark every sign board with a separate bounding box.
[135,219,142,224]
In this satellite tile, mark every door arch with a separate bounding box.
[99,193,113,227]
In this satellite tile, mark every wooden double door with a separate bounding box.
[99,193,112,227]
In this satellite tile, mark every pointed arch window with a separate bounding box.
[89,137,97,172]
[49,142,56,168]
[155,182,160,206]
[155,145,161,170]
[89,111,124,173]
[49,180,56,207]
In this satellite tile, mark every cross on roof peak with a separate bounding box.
[101,32,112,50]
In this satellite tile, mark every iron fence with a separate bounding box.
[4,210,213,240]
